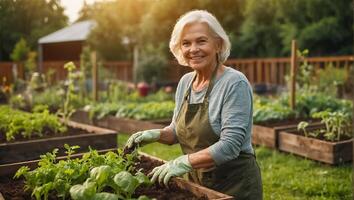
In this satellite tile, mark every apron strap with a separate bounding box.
[184,63,219,103]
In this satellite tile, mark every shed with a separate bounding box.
[38,20,95,68]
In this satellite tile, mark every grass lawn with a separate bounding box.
[117,133,352,200]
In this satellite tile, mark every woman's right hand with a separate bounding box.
[125,129,161,148]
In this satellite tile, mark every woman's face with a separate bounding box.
[180,22,220,71]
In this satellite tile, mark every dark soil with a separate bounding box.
[0,127,91,143]
[0,155,208,200]
[255,118,320,127]
[287,129,353,142]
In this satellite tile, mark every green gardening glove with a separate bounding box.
[148,155,192,186]
[125,129,161,149]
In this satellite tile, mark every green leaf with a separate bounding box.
[135,171,151,185]
[14,166,30,179]
[90,165,112,186]
[93,192,120,200]
[69,181,96,200]
[114,171,139,195]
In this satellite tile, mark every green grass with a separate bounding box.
[117,133,352,200]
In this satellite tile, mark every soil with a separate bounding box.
[255,118,320,127]
[287,129,353,142]
[0,155,208,200]
[133,155,208,200]
[0,127,92,143]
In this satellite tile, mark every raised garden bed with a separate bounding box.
[252,119,322,148]
[0,149,233,200]
[278,126,353,164]
[71,110,168,134]
[0,120,117,164]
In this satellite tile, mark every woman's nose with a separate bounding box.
[189,44,200,53]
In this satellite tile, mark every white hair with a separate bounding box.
[169,10,231,66]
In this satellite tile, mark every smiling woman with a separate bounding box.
[125,10,263,200]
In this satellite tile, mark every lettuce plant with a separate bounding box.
[14,145,153,200]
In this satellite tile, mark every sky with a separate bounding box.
[60,0,99,23]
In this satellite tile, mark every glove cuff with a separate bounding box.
[178,155,193,171]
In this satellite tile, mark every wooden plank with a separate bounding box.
[71,110,165,134]
[252,125,277,148]
[139,152,234,200]
[264,62,271,84]
[290,40,297,110]
[256,61,263,84]
[270,62,277,85]
[0,120,117,164]
[91,51,98,101]
[278,130,353,164]
[252,122,324,149]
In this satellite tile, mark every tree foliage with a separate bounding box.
[235,0,353,57]
[0,0,67,61]
[86,0,352,60]
[10,38,30,62]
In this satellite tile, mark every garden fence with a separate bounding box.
[0,55,352,86]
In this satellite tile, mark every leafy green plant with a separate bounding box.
[297,121,309,137]
[315,63,348,97]
[57,62,78,123]
[0,106,66,142]
[86,101,175,121]
[311,111,352,141]
[278,90,352,118]
[15,145,152,200]
[253,97,295,124]
[296,49,314,90]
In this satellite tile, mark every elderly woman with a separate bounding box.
[126,10,263,199]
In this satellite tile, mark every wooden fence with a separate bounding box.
[0,55,352,86]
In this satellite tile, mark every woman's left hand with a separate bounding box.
[148,155,193,186]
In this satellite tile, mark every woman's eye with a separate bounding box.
[182,42,190,47]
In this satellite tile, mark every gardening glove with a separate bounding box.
[149,155,193,186]
[126,129,161,149]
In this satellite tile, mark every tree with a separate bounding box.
[276,0,353,56]
[10,38,29,62]
[0,0,68,61]
[233,0,283,58]
[76,0,95,22]
[87,0,152,61]
[234,0,353,58]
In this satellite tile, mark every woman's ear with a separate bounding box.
[216,37,222,52]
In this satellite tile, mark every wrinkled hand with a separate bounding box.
[125,129,161,149]
[148,155,192,186]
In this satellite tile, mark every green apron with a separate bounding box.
[175,67,263,200]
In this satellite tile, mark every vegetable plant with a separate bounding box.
[57,62,78,123]
[297,110,352,141]
[0,106,66,142]
[15,145,153,200]
[297,121,309,137]
[86,101,175,121]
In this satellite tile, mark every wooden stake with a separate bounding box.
[289,40,297,110]
[91,51,98,101]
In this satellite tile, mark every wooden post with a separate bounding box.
[289,40,297,110]
[133,45,139,84]
[91,51,98,101]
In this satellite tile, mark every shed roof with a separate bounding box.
[39,20,95,44]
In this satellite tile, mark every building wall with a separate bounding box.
[42,41,83,61]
